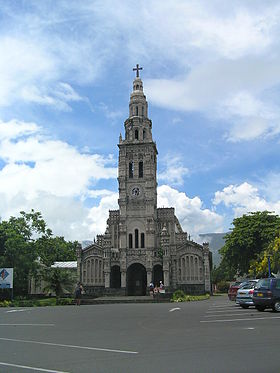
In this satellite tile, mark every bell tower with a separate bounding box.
[118,65,158,253]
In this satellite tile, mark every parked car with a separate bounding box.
[228,281,251,301]
[253,278,280,312]
[236,280,259,308]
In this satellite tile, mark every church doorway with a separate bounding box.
[110,265,121,288]
[153,264,163,287]
[127,263,147,296]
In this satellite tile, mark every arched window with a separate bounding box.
[129,234,133,248]
[143,129,146,139]
[136,106,138,116]
[129,162,134,178]
[135,229,139,248]
[142,106,144,116]
[139,161,143,178]
[141,233,145,248]
[135,129,139,140]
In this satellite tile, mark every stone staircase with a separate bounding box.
[81,293,172,305]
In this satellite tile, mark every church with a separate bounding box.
[77,66,211,296]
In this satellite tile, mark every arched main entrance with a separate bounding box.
[153,264,163,287]
[127,263,147,296]
[110,265,121,288]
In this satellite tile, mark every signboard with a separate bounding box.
[0,268,13,289]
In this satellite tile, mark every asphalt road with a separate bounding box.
[0,295,279,372]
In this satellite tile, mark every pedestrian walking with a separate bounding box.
[74,283,83,306]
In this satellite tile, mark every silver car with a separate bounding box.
[236,280,259,308]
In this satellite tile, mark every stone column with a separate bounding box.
[121,271,126,288]
[147,270,152,285]
[105,271,110,288]
[103,249,111,288]
[163,270,170,287]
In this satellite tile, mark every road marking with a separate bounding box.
[0,337,139,355]
[201,316,280,323]
[206,309,249,314]
[6,309,28,313]
[244,327,255,330]
[204,313,255,318]
[0,324,54,326]
[0,361,69,372]
[169,307,181,312]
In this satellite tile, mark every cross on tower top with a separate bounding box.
[133,64,143,78]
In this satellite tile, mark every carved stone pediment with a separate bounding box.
[177,244,203,258]
[82,245,103,259]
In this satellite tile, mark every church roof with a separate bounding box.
[51,261,77,268]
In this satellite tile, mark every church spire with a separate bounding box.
[122,65,153,144]
[129,64,148,118]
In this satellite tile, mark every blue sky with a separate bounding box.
[0,0,280,242]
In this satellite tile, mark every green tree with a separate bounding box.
[35,236,77,267]
[42,268,76,297]
[219,211,280,278]
[0,210,50,295]
[0,210,78,296]
[249,233,280,277]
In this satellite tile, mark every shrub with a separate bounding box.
[171,290,210,302]
[56,298,74,306]
[0,300,12,307]
[216,280,230,293]
[37,298,57,307]
[172,290,186,302]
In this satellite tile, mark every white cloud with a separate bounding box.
[158,185,224,239]
[221,91,280,141]
[89,1,277,61]
[187,8,275,59]
[0,191,92,241]
[0,119,39,140]
[0,136,117,199]
[158,156,189,186]
[0,119,118,240]
[21,82,84,111]
[0,31,100,110]
[146,56,280,141]
[213,182,280,217]
[0,36,59,107]
[87,192,119,237]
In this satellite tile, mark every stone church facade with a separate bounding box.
[77,66,211,296]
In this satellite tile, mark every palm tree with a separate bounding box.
[43,268,76,297]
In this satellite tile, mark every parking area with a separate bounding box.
[0,295,279,372]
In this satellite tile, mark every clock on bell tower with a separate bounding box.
[118,65,158,252]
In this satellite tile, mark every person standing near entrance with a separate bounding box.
[159,281,165,294]
[153,285,159,301]
[149,282,154,296]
